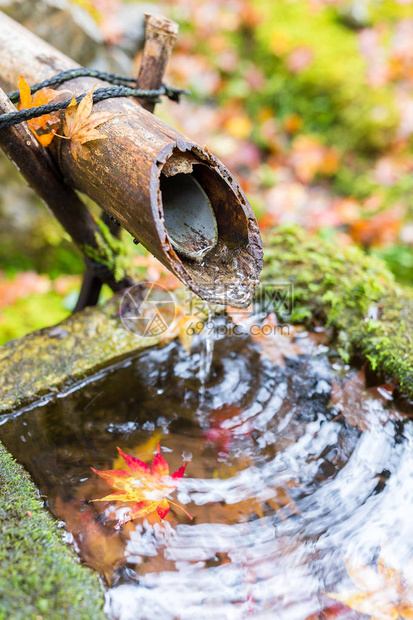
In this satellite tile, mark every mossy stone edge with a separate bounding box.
[263,225,413,399]
[0,442,106,620]
[0,295,162,618]
[0,295,160,415]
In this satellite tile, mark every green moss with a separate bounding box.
[0,442,105,619]
[0,296,162,414]
[83,219,130,283]
[262,225,413,397]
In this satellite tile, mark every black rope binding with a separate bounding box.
[7,68,139,101]
[1,68,189,131]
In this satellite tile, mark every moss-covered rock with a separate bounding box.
[0,442,105,620]
[262,225,413,398]
[0,295,160,415]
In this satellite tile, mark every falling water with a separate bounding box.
[198,305,215,399]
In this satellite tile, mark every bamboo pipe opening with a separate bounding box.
[156,147,259,306]
[161,173,218,262]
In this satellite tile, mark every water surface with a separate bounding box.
[1,318,412,619]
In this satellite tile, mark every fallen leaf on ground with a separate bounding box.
[350,205,404,247]
[327,553,413,618]
[91,444,192,528]
[62,87,119,161]
[289,135,339,183]
[18,75,61,146]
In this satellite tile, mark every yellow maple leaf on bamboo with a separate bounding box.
[61,86,119,161]
[18,75,61,146]
[327,553,413,619]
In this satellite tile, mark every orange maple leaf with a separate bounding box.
[62,86,118,161]
[18,75,61,147]
[91,445,192,528]
[327,554,413,619]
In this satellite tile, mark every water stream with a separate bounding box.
[1,317,412,619]
[198,306,216,399]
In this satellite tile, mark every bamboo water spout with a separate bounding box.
[0,12,263,307]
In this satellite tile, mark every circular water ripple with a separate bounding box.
[101,332,413,619]
[1,324,412,619]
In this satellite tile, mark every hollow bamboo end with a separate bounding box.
[144,14,179,38]
[151,145,263,308]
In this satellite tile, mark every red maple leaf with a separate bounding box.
[91,445,192,528]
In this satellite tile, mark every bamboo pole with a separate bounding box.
[0,87,133,293]
[76,13,180,310]
[136,14,179,113]
[0,11,263,307]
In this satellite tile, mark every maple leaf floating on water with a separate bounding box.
[327,553,413,619]
[18,75,61,146]
[111,432,163,471]
[62,86,118,161]
[91,445,192,529]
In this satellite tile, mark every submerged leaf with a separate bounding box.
[91,444,192,528]
[327,553,413,618]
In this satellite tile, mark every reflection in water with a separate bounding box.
[0,318,412,619]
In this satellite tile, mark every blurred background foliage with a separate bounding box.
[0,0,413,344]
